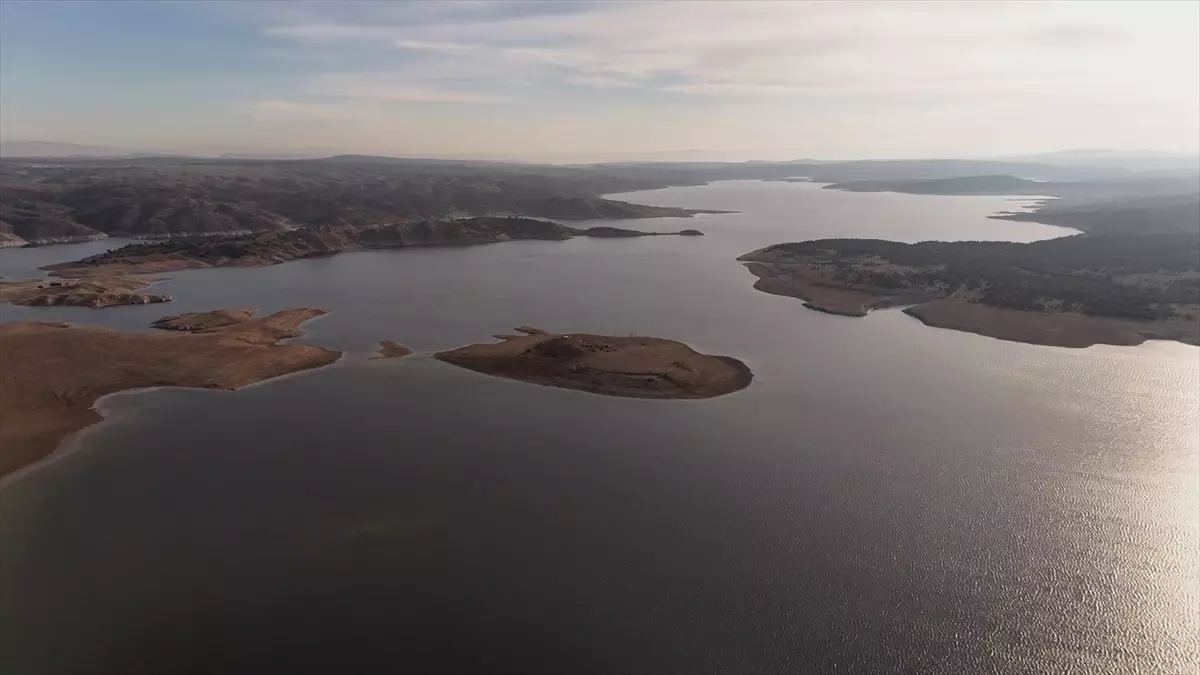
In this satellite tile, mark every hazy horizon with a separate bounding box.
[5,139,1200,166]
[2,1,1198,161]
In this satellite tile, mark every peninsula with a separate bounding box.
[43,217,704,277]
[739,234,1200,348]
[0,156,727,247]
[0,275,170,308]
[435,327,752,399]
[0,308,340,479]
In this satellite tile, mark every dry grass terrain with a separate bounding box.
[436,327,752,399]
[0,275,169,308]
[904,298,1200,348]
[0,308,339,479]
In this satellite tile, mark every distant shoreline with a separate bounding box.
[39,218,707,278]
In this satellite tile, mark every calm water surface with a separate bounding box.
[1,181,1196,674]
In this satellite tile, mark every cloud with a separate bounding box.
[661,83,815,97]
[392,39,481,56]
[244,72,508,121]
[564,74,635,89]
[252,0,1198,108]
[304,74,509,103]
[242,100,384,121]
[217,1,1199,157]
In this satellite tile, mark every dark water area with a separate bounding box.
[0,239,120,281]
[1,181,1196,674]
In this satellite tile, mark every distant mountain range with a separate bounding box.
[0,141,155,158]
[5,140,1197,169]
[994,149,1199,172]
[0,155,716,247]
[2,146,1194,248]
[1003,148,1198,161]
[0,141,342,161]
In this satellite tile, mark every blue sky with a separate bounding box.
[2,1,1198,160]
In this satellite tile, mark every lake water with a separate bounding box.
[1,181,1196,674]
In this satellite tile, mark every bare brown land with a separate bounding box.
[740,261,896,316]
[372,340,413,359]
[0,308,339,479]
[0,231,26,248]
[150,308,258,332]
[0,276,171,308]
[435,327,752,399]
[904,298,1200,348]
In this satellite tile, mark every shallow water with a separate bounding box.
[1,181,1196,674]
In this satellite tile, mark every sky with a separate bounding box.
[1,0,1198,161]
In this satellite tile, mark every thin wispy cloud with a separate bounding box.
[2,0,1197,158]
[243,99,385,121]
[255,0,1199,102]
[304,74,509,104]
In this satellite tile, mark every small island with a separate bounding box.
[570,226,704,238]
[372,340,413,359]
[0,276,171,308]
[0,308,340,479]
[435,327,752,399]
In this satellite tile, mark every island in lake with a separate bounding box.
[372,340,413,359]
[0,308,340,479]
[43,217,704,277]
[0,275,170,308]
[435,327,752,399]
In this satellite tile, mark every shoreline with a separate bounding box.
[0,356,345,489]
[744,258,1200,349]
[902,298,1200,349]
[738,236,1200,349]
[38,218,708,278]
[0,351,348,489]
[0,309,343,481]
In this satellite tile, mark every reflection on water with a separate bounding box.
[0,181,1195,674]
